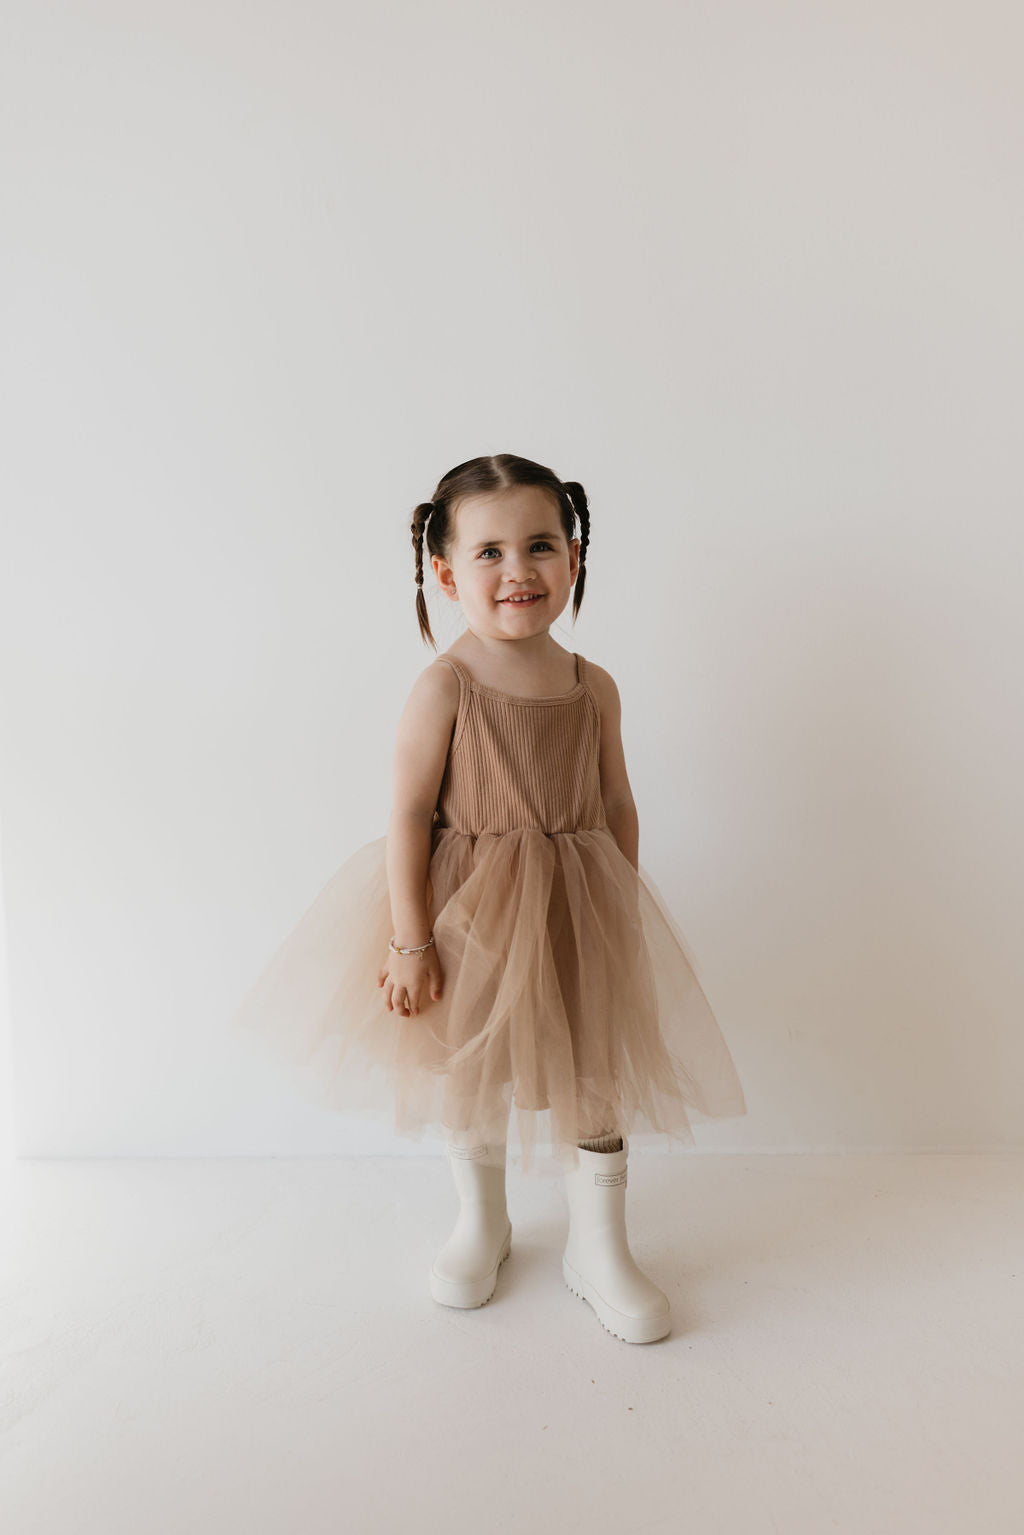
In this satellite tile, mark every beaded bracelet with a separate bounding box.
[389,931,435,956]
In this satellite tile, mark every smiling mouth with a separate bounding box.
[499,594,544,605]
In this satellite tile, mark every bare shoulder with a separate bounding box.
[582,659,622,719]
[418,654,461,707]
[396,655,459,735]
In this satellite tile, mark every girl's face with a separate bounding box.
[431,485,580,639]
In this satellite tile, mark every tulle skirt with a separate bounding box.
[227,825,748,1175]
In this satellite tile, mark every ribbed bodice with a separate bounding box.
[432,652,607,836]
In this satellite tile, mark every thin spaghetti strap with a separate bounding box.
[435,653,470,756]
[436,654,469,686]
[575,652,584,685]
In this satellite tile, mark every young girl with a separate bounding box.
[229,453,747,1344]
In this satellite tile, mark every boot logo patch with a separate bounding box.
[594,1169,627,1187]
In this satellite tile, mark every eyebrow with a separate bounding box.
[467,531,563,552]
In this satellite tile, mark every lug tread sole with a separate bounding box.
[562,1258,671,1344]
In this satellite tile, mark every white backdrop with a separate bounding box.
[1,0,1021,1159]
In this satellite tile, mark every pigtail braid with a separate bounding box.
[563,480,590,619]
[411,500,438,651]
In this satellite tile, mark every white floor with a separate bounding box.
[0,1150,1021,1535]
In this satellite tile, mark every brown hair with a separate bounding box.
[411,453,590,651]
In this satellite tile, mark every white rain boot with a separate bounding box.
[429,1125,513,1309]
[561,1134,671,1343]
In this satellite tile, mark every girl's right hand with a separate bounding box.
[377,944,443,1018]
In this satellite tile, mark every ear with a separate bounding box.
[432,554,458,601]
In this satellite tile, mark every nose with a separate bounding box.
[503,551,536,582]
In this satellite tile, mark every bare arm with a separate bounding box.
[589,662,640,872]
[386,813,435,945]
[377,661,458,1018]
[604,798,639,871]
[385,661,459,943]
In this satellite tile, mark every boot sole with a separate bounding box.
[430,1225,512,1309]
[562,1256,671,1343]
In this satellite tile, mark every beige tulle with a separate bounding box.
[228,824,747,1176]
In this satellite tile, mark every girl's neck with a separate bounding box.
[450,633,575,693]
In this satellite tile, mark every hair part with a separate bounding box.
[410,453,590,651]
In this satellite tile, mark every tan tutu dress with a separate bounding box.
[228,651,747,1174]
